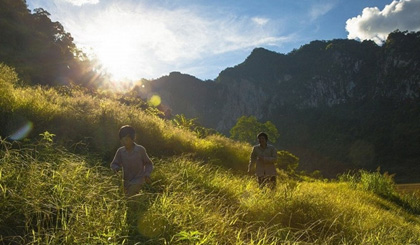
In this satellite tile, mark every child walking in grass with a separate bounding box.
[110,125,154,197]
[248,132,278,189]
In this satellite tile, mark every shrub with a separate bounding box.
[359,168,396,197]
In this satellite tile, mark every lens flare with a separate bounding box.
[9,121,33,140]
[137,212,165,238]
[148,95,161,107]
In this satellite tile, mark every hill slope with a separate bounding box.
[1,64,419,244]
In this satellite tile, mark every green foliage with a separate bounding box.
[0,3,419,241]
[339,169,396,198]
[277,150,299,173]
[173,230,213,244]
[0,0,107,87]
[338,169,420,214]
[0,64,251,171]
[385,30,420,57]
[230,116,280,144]
[132,155,419,244]
[172,114,218,138]
[0,63,19,85]
[359,168,396,197]
[398,192,420,214]
[39,131,56,143]
[1,119,420,244]
[171,114,198,131]
[1,63,420,244]
[146,31,420,182]
[0,137,127,244]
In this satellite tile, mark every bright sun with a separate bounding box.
[85,11,155,82]
[94,29,141,81]
[78,3,196,82]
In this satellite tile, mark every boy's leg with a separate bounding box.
[125,182,143,197]
[269,176,276,190]
[257,176,276,189]
[125,177,147,197]
[257,176,264,188]
[125,181,144,197]
[258,176,269,188]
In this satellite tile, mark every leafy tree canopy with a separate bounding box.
[0,0,107,88]
[230,115,280,144]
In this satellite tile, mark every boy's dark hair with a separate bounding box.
[119,125,136,140]
[257,132,268,141]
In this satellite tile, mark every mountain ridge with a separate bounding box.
[138,31,420,180]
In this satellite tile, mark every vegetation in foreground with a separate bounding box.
[1,138,419,244]
[0,64,419,244]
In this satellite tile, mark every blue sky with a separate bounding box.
[26,0,420,81]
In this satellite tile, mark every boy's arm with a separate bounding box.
[110,149,122,172]
[143,151,153,177]
[138,149,153,184]
[248,147,257,172]
[264,146,278,164]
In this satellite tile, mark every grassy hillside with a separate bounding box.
[1,64,419,244]
[0,63,249,170]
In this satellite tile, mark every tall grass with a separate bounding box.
[122,155,420,244]
[2,138,419,244]
[0,63,249,171]
[1,63,420,244]
[0,138,128,244]
[339,169,420,215]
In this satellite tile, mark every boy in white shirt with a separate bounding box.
[248,132,277,189]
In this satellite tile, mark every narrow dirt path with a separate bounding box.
[396,183,420,196]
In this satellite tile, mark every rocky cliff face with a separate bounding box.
[213,34,420,130]
[137,31,420,180]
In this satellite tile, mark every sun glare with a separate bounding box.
[72,2,286,84]
[76,4,206,83]
[84,9,158,82]
[94,28,141,81]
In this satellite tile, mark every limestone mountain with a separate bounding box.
[135,31,420,181]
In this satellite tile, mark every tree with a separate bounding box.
[172,114,197,131]
[171,114,217,138]
[0,0,107,87]
[230,116,280,144]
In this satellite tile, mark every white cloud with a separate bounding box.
[252,17,269,26]
[309,1,336,21]
[346,0,420,44]
[59,0,99,6]
[60,2,290,80]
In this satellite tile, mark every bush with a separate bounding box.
[277,150,299,173]
[359,168,396,197]
[338,168,396,198]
